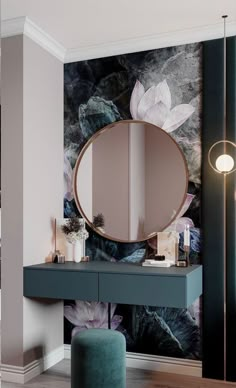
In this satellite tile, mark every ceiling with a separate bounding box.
[2,0,236,50]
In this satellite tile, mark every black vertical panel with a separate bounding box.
[226,36,236,382]
[202,39,225,380]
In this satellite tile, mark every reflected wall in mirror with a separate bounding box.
[74,120,188,242]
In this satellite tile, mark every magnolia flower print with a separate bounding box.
[130,79,195,132]
[64,301,123,337]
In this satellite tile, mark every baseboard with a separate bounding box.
[1,344,202,383]
[64,344,202,377]
[126,352,202,377]
[1,345,64,384]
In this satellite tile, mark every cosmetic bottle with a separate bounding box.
[52,250,61,263]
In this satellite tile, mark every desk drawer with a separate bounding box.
[24,269,98,301]
[99,273,186,308]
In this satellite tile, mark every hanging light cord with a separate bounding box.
[222,14,228,381]
[223,15,227,147]
[208,15,236,175]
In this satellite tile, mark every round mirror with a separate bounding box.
[73,120,188,242]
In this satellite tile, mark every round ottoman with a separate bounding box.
[71,328,126,388]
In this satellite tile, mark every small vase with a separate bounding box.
[73,240,84,263]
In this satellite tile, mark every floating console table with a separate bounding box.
[24,261,202,309]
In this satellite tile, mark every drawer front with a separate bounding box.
[99,273,186,308]
[186,265,202,306]
[24,269,98,301]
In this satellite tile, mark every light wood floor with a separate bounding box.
[1,359,236,388]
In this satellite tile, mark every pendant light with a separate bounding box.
[208,15,236,174]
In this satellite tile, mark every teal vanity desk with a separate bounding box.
[24,261,202,309]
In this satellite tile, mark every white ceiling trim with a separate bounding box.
[1,17,66,62]
[1,16,26,37]
[1,16,236,64]
[66,20,236,63]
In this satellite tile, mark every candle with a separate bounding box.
[184,225,190,247]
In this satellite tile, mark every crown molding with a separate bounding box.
[24,17,66,62]
[1,16,26,37]
[65,20,236,63]
[1,16,236,64]
[1,17,66,62]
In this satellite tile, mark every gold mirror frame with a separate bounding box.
[73,120,189,243]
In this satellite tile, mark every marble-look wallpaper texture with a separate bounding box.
[64,42,202,360]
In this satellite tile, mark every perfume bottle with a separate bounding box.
[52,249,61,263]
[175,233,180,265]
[184,245,190,267]
[183,224,190,266]
[176,225,190,267]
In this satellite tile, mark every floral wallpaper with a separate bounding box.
[64,42,202,360]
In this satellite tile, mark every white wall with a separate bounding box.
[93,123,129,240]
[1,34,64,370]
[22,35,64,366]
[2,35,24,367]
[145,125,187,234]
[128,123,146,240]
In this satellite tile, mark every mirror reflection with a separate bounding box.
[74,120,188,242]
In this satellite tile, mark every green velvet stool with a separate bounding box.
[71,328,126,388]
